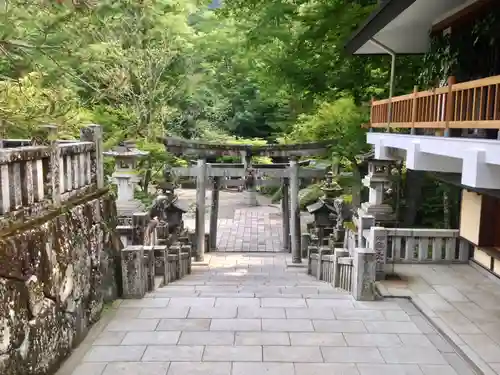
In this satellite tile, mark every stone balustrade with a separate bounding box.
[367,227,470,265]
[0,125,103,228]
[122,243,193,298]
[308,246,376,300]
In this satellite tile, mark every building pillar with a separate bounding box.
[209,176,220,251]
[281,177,290,252]
[289,158,301,263]
[195,158,207,261]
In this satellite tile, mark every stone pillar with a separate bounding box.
[369,226,388,280]
[281,178,290,252]
[357,214,375,249]
[121,246,146,298]
[352,247,377,301]
[195,159,207,261]
[289,158,301,263]
[301,233,310,259]
[143,246,155,291]
[245,154,258,206]
[41,125,61,206]
[209,176,220,251]
[132,212,149,245]
[80,124,104,189]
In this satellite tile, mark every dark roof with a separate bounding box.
[344,0,415,55]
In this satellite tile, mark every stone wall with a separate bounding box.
[0,190,121,375]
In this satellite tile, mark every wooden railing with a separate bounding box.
[371,75,500,131]
[0,125,104,228]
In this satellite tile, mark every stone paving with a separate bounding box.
[178,189,312,252]
[379,263,500,375]
[70,253,475,375]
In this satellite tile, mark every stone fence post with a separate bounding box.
[352,247,377,301]
[41,125,61,207]
[80,124,104,189]
[368,226,388,280]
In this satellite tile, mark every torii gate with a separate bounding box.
[163,137,331,263]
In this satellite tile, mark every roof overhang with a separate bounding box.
[345,0,471,55]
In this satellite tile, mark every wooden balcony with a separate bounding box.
[371,75,500,131]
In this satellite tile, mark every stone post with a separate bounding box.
[333,248,349,288]
[195,159,207,261]
[245,153,258,206]
[41,125,61,206]
[132,212,149,245]
[80,124,104,189]
[369,226,388,280]
[352,247,377,301]
[289,158,301,263]
[301,233,310,259]
[358,214,375,249]
[121,246,146,298]
[143,246,155,291]
[209,176,220,251]
[181,244,192,274]
[307,246,318,276]
[281,177,291,252]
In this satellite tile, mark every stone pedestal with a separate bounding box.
[352,247,377,301]
[121,246,146,298]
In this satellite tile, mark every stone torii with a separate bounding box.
[162,137,331,263]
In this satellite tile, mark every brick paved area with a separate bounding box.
[69,253,475,375]
[179,189,313,252]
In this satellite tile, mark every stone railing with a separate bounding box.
[0,125,103,228]
[367,227,470,264]
[308,247,376,300]
[122,242,192,298]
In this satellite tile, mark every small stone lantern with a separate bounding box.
[104,141,149,223]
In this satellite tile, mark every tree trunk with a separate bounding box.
[350,162,361,208]
[403,169,425,227]
[443,189,450,229]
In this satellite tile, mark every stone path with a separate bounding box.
[178,189,312,253]
[70,253,475,375]
[379,263,500,375]
[216,207,282,252]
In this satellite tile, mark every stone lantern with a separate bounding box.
[307,172,348,245]
[103,141,149,224]
[358,159,395,224]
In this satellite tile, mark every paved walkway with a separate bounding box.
[379,263,500,375]
[69,253,475,375]
[178,189,313,252]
